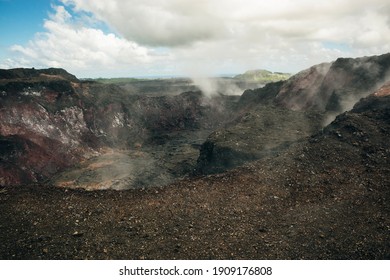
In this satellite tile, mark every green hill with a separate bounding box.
[234,69,291,83]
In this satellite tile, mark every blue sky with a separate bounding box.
[0,0,53,45]
[0,0,57,68]
[1,0,389,78]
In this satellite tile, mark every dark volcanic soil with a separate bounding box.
[1,95,389,260]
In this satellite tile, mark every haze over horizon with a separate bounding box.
[1,0,390,78]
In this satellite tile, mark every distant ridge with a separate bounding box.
[0,67,78,82]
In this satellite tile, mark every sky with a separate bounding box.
[0,0,389,78]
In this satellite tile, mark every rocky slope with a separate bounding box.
[276,53,390,112]
[196,53,390,174]
[195,106,323,174]
[1,86,389,259]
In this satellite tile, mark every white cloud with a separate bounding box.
[4,5,162,77]
[59,0,390,74]
[2,0,390,77]
[60,0,390,48]
[61,0,227,47]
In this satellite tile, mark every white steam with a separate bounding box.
[190,76,244,97]
[191,76,219,97]
[323,57,390,126]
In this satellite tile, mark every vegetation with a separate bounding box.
[234,69,291,83]
[86,77,144,84]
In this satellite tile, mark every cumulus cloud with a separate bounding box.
[61,0,227,47]
[59,0,390,74]
[2,0,390,77]
[4,5,161,77]
[61,0,390,48]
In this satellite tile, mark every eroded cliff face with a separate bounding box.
[0,71,90,185]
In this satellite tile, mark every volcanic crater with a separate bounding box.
[1,53,390,259]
